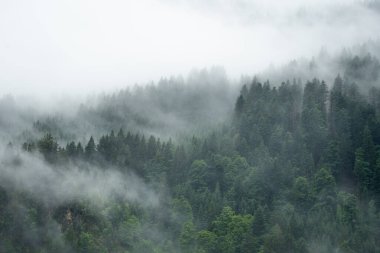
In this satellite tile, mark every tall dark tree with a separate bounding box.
[85,136,96,158]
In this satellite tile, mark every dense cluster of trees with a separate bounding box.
[1,73,380,252]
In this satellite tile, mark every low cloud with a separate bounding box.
[0,147,159,208]
[1,0,379,97]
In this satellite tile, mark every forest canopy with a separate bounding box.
[2,59,380,252]
[2,0,380,252]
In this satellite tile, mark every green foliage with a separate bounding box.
[337,191,358,228]
[313,167,335,194]
[85,136,96,158]
[292,177,312,211]
[262,224,289,253]
[189,160,209,190]
[180,221,197,253]
[37,133,58,162]
[210,207,253,253]
[6,76,380,252]
[197,230,217,253]
[354,148,371,195]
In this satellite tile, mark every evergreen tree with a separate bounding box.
[85,136,96,158]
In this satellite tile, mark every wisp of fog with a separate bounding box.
[1,0,380,97]
[0,146,159,208]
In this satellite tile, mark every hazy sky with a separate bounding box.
[0,0,379,97]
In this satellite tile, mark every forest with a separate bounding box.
[1,50,380,253]
[3,0,380,251]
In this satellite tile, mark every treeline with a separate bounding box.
[234,76,380,199]
[18,67,236,144]
[1,75,380,252]
[259,50,380,93]
[23,130,175,174]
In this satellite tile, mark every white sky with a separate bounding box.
[0,0,379,97]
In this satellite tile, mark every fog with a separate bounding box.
[0,146,159,208]
[0,145,167,252]
[1,0,380,97]
[1,1,380,252]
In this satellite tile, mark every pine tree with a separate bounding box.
[85,136,96,158]
[354,148,371,196]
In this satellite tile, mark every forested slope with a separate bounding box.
[29,68,237,141]
[2,73,380,252]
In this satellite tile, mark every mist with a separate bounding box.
[1,1,380,252]
[1,0,380,97]
[0,146,159,208]
[0,144,169,253]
